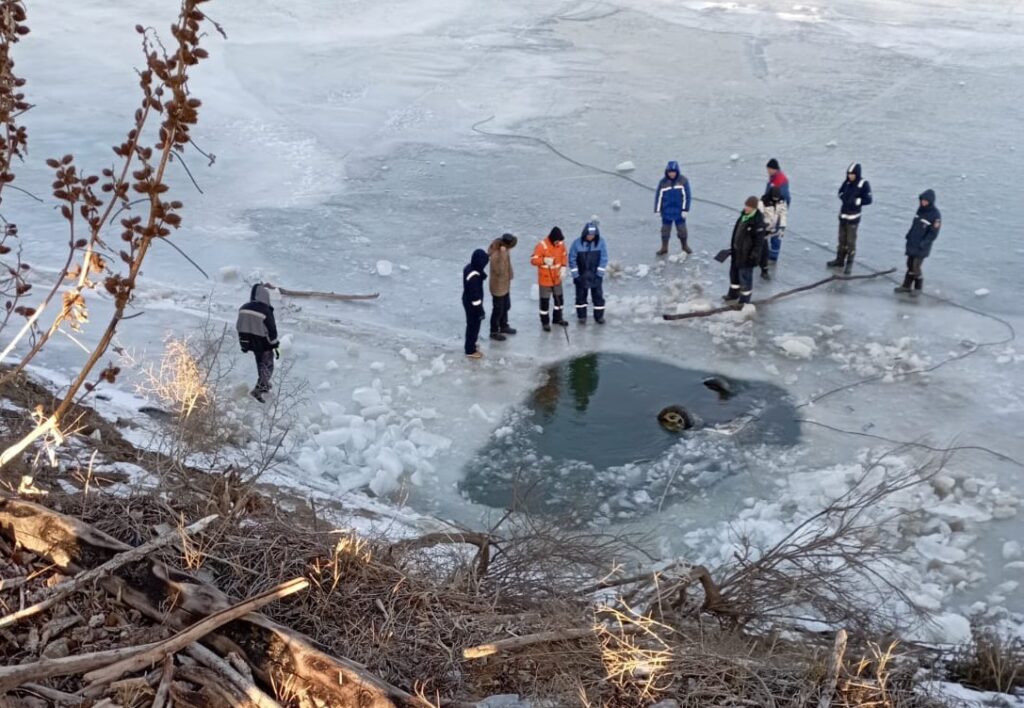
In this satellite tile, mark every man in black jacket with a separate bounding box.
[236,283,280,403]
[829,162,872,274]
[723,196,766,305]
[462,249,489,359]
[895,189,941,297]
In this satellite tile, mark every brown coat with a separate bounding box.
[487,237,515,296]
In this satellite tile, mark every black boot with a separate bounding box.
[500,326,517,335]
[894,273,913,294]
[679,238,693,255]
[911,277,923,297]
[826,249,845,268]
[489,332,506,341]
[760,267,771,281]
[656,239,669,256]
[843,256,854,275]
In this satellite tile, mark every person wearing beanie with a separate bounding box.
[895,190,941,297]
[487,232,518,340]
[569,221,609,324]
[462,249,489,359]
[722,196,766,305]
[765,158,791,205]
[758,185,788,279]
[530,227,570,331]
[654,160,693,256]
[830,162,873,274]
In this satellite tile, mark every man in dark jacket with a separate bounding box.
[569,222,609,324]
[487,233,517,340]
[723,197,766,305]
[829,162,872,274]
[462,249,489,359]
[236,282,280,403]
[895,189,941,297]
[654,160,693,256]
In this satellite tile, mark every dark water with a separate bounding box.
[459,353,799,520]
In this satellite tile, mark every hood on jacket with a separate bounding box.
[763,185,782,205]
[846,162,862,180]
[665,160,680,177]
[919,189,936,206]
[470,248,489,271]
[581,222,600,240]
[251,283,272,306]
[548,226,565,244]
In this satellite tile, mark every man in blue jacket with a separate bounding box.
[895,189,941,297]
[654,161,693,256]
[236,282,280,403]
[829,162,872,274]
[569,222,609,324]
[462,249,489,358]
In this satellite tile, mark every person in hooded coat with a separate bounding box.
[830,162,872,274]
[530,227,570,331]
[487,233,518,340]
[895,189,941,296]
[765,158,791,206]
[758,185,788,279]
[722,197,766,305]
[462,249,489,358]
[654,160,693,256]
[236,282,280,402]
[569,222,609,323]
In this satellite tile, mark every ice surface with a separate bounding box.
[12,0,1023,641]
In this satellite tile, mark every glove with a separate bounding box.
[543,257,554,266]
[274,348,280,360]
[714,249,732,263]
[778,227,785,237]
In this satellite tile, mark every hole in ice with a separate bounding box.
[459,352,800,521]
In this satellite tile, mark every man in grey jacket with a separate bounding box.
[236,282,280,402]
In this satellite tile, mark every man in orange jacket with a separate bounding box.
[530,227,569,331]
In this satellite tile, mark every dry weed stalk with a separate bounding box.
[138,336,212,419]
[0,0,220,470]
[596,603,673,698]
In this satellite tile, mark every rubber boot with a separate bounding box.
[760,267,771,281]
[910,277,923,297]
[894,273,913,294]
[843,256,854,275]
[826,249,845,268]
[656,238,669,256]
[679,238,693,255]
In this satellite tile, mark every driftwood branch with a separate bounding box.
[275,287,379,301]
[83,576,309,689]
[464,627,596,659]
[663,269,897,321]
[0,514,217,629]
[19,682,85,705]
[390,531,492,578]
[151,656,174,708]
[818,628,849,708]
[185,643,281,708]
[0,641,163,692]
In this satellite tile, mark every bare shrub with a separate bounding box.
[948,630,1024,695]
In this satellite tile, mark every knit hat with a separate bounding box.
[766,158,780,170]
[501,232,517,247]
[548,227,564,243]
[744,196,759,209]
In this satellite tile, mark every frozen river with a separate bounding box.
[11,0,1024,643]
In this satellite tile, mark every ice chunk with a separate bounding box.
[314,428,352,447]
[611,199,622,211]
[370,362,386,372]
[399,347,419,363]
[376,260,394,276]
[352,387,383,408]
[774,334,817,359]
[974,288,989,297]
[729,153,740,161]
[615,160,635,173]
[469,404,494,423]
[636,264,650,278]
[1003,541,1022,561]
[409,428,452,452]
[825,139,838,148]
[915,535,967,564]
[218,265,241,282]
[325,360,339,371]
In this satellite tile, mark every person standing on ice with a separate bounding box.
[765,158,791,205]
[758,185,788,280]
[462,249,489,359]
[530,227,569,332]
[721,197,766,306]
[654,160,693,256]
[895,189,941,297]
[236,282,280,403]
[569,222,609,324]
[830,162,872,274]
[487,233,518,341]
